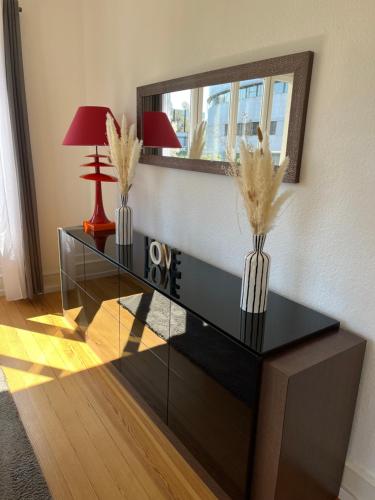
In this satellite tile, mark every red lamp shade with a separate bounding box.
[62,105,120,234]
[143,111,181,148]
[62,106,119,146]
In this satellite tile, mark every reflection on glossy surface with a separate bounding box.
[85,292,120,362]
[119,271,170,363]
[235,78,263,154]
[118,268,170,420]
[64,226,339,356]
[201,83,231,161]
[159,73,294,166]
[115,340,169,421]
[117,273,260,498]
[168,305,260,498]
[59,230,85,288]
[61,272,88,335]
[240,310,266,352]
[84,244,119,306]
[162,89,192,158]
[144,236,181,299]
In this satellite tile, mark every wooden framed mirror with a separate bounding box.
[137,51,313,183]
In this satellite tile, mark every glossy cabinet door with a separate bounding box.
[85,292,120,363]
[84,245,120,318]
[168,302,261,499]
[58,229,85,289]
[119,269,170,421]
[83,245,120,363]
[60,271,89,338]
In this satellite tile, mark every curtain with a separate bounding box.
[1,0,43,299]
[0,1,25,299]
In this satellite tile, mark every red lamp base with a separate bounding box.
[83,220,115,233]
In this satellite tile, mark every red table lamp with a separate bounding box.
[63,106,120,233]
[143,111,182,148]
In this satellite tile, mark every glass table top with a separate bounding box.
[64,226,340,356]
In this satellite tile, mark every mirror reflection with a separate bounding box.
[160,73,293,166]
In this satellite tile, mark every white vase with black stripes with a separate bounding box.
[115,194,133,245]
[240,234,270,313]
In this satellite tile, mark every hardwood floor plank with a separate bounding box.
[0,322,97,499]
[0,293,219,499]
[16,336,124,499]
[16,299,152,500]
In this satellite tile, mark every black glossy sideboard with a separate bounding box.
[58,227,365,500]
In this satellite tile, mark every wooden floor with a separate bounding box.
[0,292,218,500]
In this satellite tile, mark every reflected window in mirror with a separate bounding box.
[268,75,293,165]
[202,83,231,161]
[234,78,264,155]
[232,74,293,165]
[160,76,292,166]
[162,89,192,158]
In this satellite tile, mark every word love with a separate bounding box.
[149,240,172,269]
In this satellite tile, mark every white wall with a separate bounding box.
[20,0,92,290]
[21,0,375,496]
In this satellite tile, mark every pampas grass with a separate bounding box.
[189,121,206,159]
[106,113,143,195]
[227,127,291,235]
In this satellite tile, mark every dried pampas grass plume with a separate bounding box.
[106,113,143,195]
[226,127,291,235]
[189,121,206,159]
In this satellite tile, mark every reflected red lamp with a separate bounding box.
[143,111,181,148]
[63,106,120,233]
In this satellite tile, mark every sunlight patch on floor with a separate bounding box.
[1,365,54,392]
[0,351,72,375]
[27,313,76,330]
[1,325,82,349]
[0,322,106,395]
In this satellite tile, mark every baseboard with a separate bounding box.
[43,272,61,293]
[0,272,60,297]
[0,253,114,297]
[340,487,356,499]
[341,462,375,500]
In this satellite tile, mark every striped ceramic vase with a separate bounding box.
[240,234,270,313]
[115,194,133,245]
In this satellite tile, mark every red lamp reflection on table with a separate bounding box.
[63,106,120,233]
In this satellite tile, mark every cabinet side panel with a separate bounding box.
[251,363,288,500]
[275,343,365,500]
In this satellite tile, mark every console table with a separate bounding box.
[58,227,365,500]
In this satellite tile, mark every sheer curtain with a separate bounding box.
[0,3,26,300]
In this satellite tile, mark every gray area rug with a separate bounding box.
[0,368,51,500]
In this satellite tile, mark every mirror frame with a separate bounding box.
[137,51,313,183]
